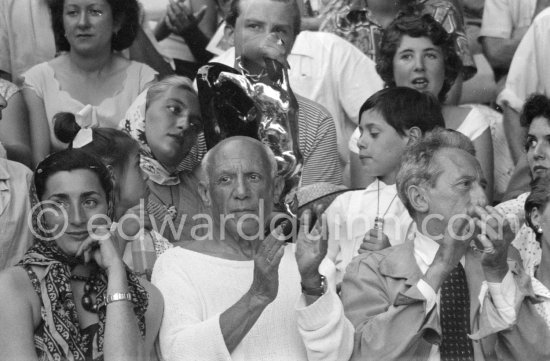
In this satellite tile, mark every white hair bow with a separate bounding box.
[72,104,99,148]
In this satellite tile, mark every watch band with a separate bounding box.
[106,292,132,305]
[301,275,327,296]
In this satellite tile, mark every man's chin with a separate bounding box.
[226,220,263,240]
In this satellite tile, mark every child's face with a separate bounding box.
[356,109,409,184]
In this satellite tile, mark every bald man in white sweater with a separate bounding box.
[152,137,353,361]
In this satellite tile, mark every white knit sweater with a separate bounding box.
[151,245,353,361]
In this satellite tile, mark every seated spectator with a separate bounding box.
[320,0,476,105]
[54,112,173,278]
[141,0,217,78]
[523,175,550,328]
[497,7,550,198]
[349,13,494,202]
[121,76,207,243]
[152,136,353,360]
[0,92,33,270]
[0,0,56,83]
[213,0,374,185]
[325,87,445,284]
[0,149,163,360]
[22,0,157,166]
[342,128,550,360]
[497,94,550,284]
[480,0,547,87]
[0,78,32,167]
[321,1,471,64]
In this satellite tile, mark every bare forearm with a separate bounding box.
[104,266,145,361]
[482,37,522,70]
[219,291,270,353]
[503,105,525,163]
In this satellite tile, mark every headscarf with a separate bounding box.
[120,90,207,186]
[19,165,148,361]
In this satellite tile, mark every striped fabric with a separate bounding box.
[295,95,343,186]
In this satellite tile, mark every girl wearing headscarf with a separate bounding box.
[121,75,208,243]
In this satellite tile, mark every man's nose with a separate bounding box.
[233,176,250,200]
[470,183,488,208]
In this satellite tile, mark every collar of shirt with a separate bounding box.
[413,226,465,274]
[288,32,314,58]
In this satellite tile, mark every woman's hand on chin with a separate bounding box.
[76,226,125,274]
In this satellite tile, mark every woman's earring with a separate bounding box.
[536,225,544,235]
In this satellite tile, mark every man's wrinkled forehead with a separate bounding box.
[210,154,270,177]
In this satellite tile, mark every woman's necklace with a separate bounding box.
[374,179,399,232]
[71,274,99,313]
[149,185,178,220]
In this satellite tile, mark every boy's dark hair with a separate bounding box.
[359,87,445,135]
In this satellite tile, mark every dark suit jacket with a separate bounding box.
[341,241,550,360]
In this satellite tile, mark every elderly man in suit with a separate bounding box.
[342,129,550,360]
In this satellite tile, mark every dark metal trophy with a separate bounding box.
[196,59,303,215]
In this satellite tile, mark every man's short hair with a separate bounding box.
[225,0,302,36]
[201,137,278,184]
[396,128,476,216]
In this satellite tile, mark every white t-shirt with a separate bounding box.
[151,245,354,361]
[480,0,537,39]
[497,7,550,112]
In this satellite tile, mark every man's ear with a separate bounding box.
[408,184,429,214]
[223,23,235,47]
[198,181,212,206]
[405,126,422,145]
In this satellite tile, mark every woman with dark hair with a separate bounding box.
[349,13,494,202]
[319,0,475,79]
[54,113,173,277]
[0,149,162,360]
[121,75,208,243]
[22,0,157,166]
[497,94,550,286]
